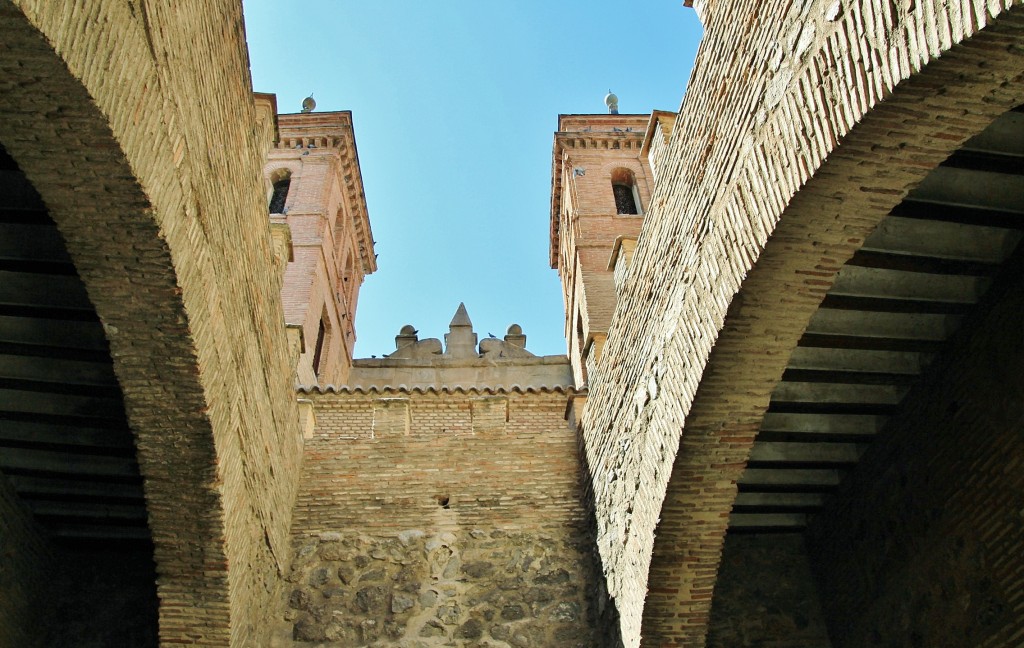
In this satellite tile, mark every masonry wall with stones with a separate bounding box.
[274,387,603,647]
[0,475,50,647]
[805,234,1024,646]
[706,534,831,648]
[577,0,1024,645]
[0,2,304,645]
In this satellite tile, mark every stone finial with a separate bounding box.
[480,323,535,359]
[450,303,472,328]
[504,324,527,349]
[395,324,419,350]
[444,302,478,358]
[605,90,619,115]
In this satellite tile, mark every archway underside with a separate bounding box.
[0,144,148,544]
[641,16,1024,646]
[730,106,1024,534]
[0,4,233,645]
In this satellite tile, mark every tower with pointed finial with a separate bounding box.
[549,100,674,389]
[262,101,377,386]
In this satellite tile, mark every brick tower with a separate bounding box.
[549,98,671,388]
[262,101,377,385]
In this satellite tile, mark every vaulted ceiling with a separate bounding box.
[731,106,1024,532]
[0,144,149,544]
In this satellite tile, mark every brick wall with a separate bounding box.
[806,243,1024,646]
[46,547,160,647]
[265,111,374,386]
[0,474,50,648]
[0,2,303,645]
[275,387,605,646]
[577,1,1024,645]
[707,534,831,647]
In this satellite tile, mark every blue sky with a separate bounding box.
[242,2,702,358]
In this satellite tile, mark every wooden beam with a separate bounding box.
[891,200,1024,230]
[749,441,865,464]
[0,388,126,422]
[820,294,969,314]
[806,309,958,342]
[797,332,944,353]
[860,216,1021,264]
[911,166,1024,214]
[0,315,109,352]
[0,270,93,310]
[0,418,133,451]
[830,266,988,304]
[770,381,907,405]
[28,500,148,521]
[760,412,886,436]
[0,447,139,479]
[48,523,151,541]
[960,111,1024,156]
[0,353,118,388]
[0,222,72,263]
[738,468,842,489]
[733,492,826,510]
[728,513,808,529]
[786,347,930,375]
[7,475,144,501]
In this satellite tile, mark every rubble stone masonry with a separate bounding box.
[275,386,604,647]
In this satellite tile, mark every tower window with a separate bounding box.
[268,176,291,214]
[613,183,638,214]
[611,168,641,215]
[312,317,327,377]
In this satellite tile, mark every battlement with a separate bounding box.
[343,303,574,390]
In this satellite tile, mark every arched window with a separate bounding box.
[611,168,641,215]
[268,174,291,214]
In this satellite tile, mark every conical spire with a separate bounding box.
[450,302,472,328]
[444,302,478,358]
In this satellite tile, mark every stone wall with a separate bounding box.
[707,534,831,647]
[0,2,303,644]
[0,474,50,648]
[578,1,1024,644]
[806,241,1024,646]
[276,387,603,647]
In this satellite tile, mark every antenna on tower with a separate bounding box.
[604,90,619,115]
[301,93,316,113]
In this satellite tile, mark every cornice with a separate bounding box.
[276,111,377,274]
[549,116,648,268]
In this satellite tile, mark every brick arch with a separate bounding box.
[577,2,1024,647]
[599,159,653,213]
[641,10,1024,648]
[0,5,234,645]
[0,1,301,646]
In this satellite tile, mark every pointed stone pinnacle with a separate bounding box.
[450,302,472,328]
